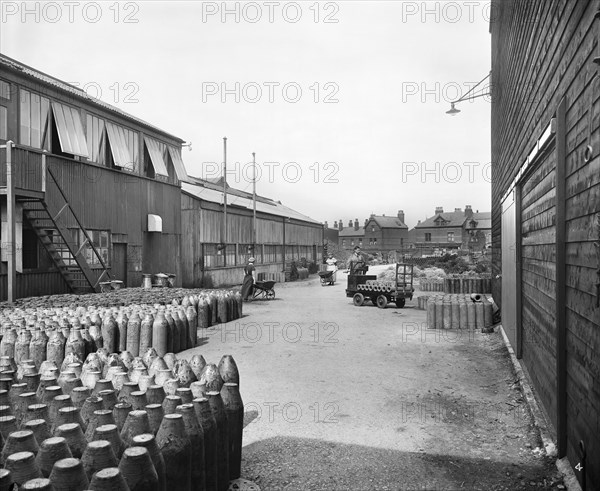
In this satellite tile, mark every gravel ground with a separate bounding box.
[181,270,565,490]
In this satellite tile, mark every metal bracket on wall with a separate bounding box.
[583,73,598,164]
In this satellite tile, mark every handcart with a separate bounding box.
[318,270,335,286]
[252,280,276,300]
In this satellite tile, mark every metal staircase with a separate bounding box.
[21,168,111,294]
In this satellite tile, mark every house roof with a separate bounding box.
[182,178,321,225]
[414,210,469,228]
[467,212,492,230]
[339,228,365,237]
[0,53,184,143]
[367,215,408,229]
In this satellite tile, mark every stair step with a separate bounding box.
[25,196,110,290]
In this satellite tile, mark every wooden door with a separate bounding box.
[112,243,127,285]
[501,191,517,350]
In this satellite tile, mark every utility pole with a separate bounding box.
[252,152,257,248]
[222,137,227,264]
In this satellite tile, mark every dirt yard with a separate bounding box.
[181,269,566,490]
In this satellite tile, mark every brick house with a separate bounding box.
[410,205,490,254]
[337,219,364,250]
[336,211,408,260]
[362,211,408,253]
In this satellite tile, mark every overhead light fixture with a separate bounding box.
[446,72,491,116]
[446,103,461,116]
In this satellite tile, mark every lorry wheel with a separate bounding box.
[353,293,365,306]
[396,298,406,308]
[376,295,388,309]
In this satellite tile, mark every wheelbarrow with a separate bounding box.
[252,280,276,300]
[318,270,335,286]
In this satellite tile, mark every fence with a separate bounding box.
[418,277,492,293]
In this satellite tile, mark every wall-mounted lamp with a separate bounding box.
[446,72,491,116]
[182,142,193,151]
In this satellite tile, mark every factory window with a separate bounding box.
[0,106,6,141]
[351,240,354,246]
[264,244,278,263]
[45,229,78,266]
[19,89,50,150]
[86,114,106,166]
[168,145,189,182]
[144,136,169,178]
[0,80,11,100]
[425,233,431,242]
[342,240,346,247]
[374,238,377,245]
[371,226,375,232]
[106,121,139,172]
[369,238,373,245]
[358,239,362,247]
[78,230,110,267]
[51,101,89,158]
[447,232,455,242]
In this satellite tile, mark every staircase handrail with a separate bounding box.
[46,165,111,286]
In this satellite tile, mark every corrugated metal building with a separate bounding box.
[0,54,323,298]
[181,177,323,287]
[0,53,187,299]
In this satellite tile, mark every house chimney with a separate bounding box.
[465,205,473,218]
[364,219,368,227]
[324,221,329,229]
[418,220,421,224]
[397,210,405,223]
[354,219,359,230]
[348,220,353,228]
[333,220,338,229]
[455,208,461,212]
[339,219,343,231]
[435,206,444,214]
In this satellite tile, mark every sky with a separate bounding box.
[0,0,492,228]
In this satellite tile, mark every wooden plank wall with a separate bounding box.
[492,0,600,487]
[520,147,557,426]
[0,271,69,301]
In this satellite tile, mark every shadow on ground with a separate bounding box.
[241,436,564,491]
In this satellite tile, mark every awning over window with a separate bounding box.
[106,122,134,170]
[51,101,89,157]
[144,136,169,177]
[168,145,190,182]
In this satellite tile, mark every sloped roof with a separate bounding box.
[182,178,321,225]
[368,216,408,229]
[467,212,492,230]
[414,211,468,228]
[339,227,365,237]
[0,53,184,143]
[415,210,492,229]
[187,175,276,205]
